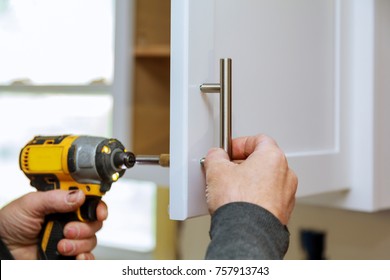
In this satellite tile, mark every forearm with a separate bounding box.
[205,202,290,260]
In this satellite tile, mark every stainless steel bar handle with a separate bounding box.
[200,58,232,158]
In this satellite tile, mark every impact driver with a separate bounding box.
[19,135,169,260]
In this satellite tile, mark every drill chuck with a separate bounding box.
[113,151,136,169]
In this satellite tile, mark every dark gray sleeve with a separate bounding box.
[205,202,290,260]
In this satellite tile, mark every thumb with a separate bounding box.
[26,190,85,216]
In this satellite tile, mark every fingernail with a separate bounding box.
[62,240,76,255]
[64,226,80,239]
[66,190,81,205]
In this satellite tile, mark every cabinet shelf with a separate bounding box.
[134,45,170,58]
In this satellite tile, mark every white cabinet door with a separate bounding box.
[170,0,350,220]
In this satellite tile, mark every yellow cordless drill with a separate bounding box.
[19,135,169,260]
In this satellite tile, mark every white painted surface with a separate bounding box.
[299,0,390,212]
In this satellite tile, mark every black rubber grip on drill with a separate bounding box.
[38,197,101,260]
[38,213,77,260]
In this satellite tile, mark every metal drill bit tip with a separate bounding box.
[136,154,170,167]
[135,155,160,165]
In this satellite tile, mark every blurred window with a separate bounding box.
[0,0,155,254]
[0,0,114,203]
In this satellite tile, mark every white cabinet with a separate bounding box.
[299,0,390,212]
[169,0,390,220]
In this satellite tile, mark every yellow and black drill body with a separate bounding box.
[19,135,136,260]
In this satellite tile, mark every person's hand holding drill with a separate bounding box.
[0,190,107,260]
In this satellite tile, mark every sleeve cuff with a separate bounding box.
[206,202,290,260]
